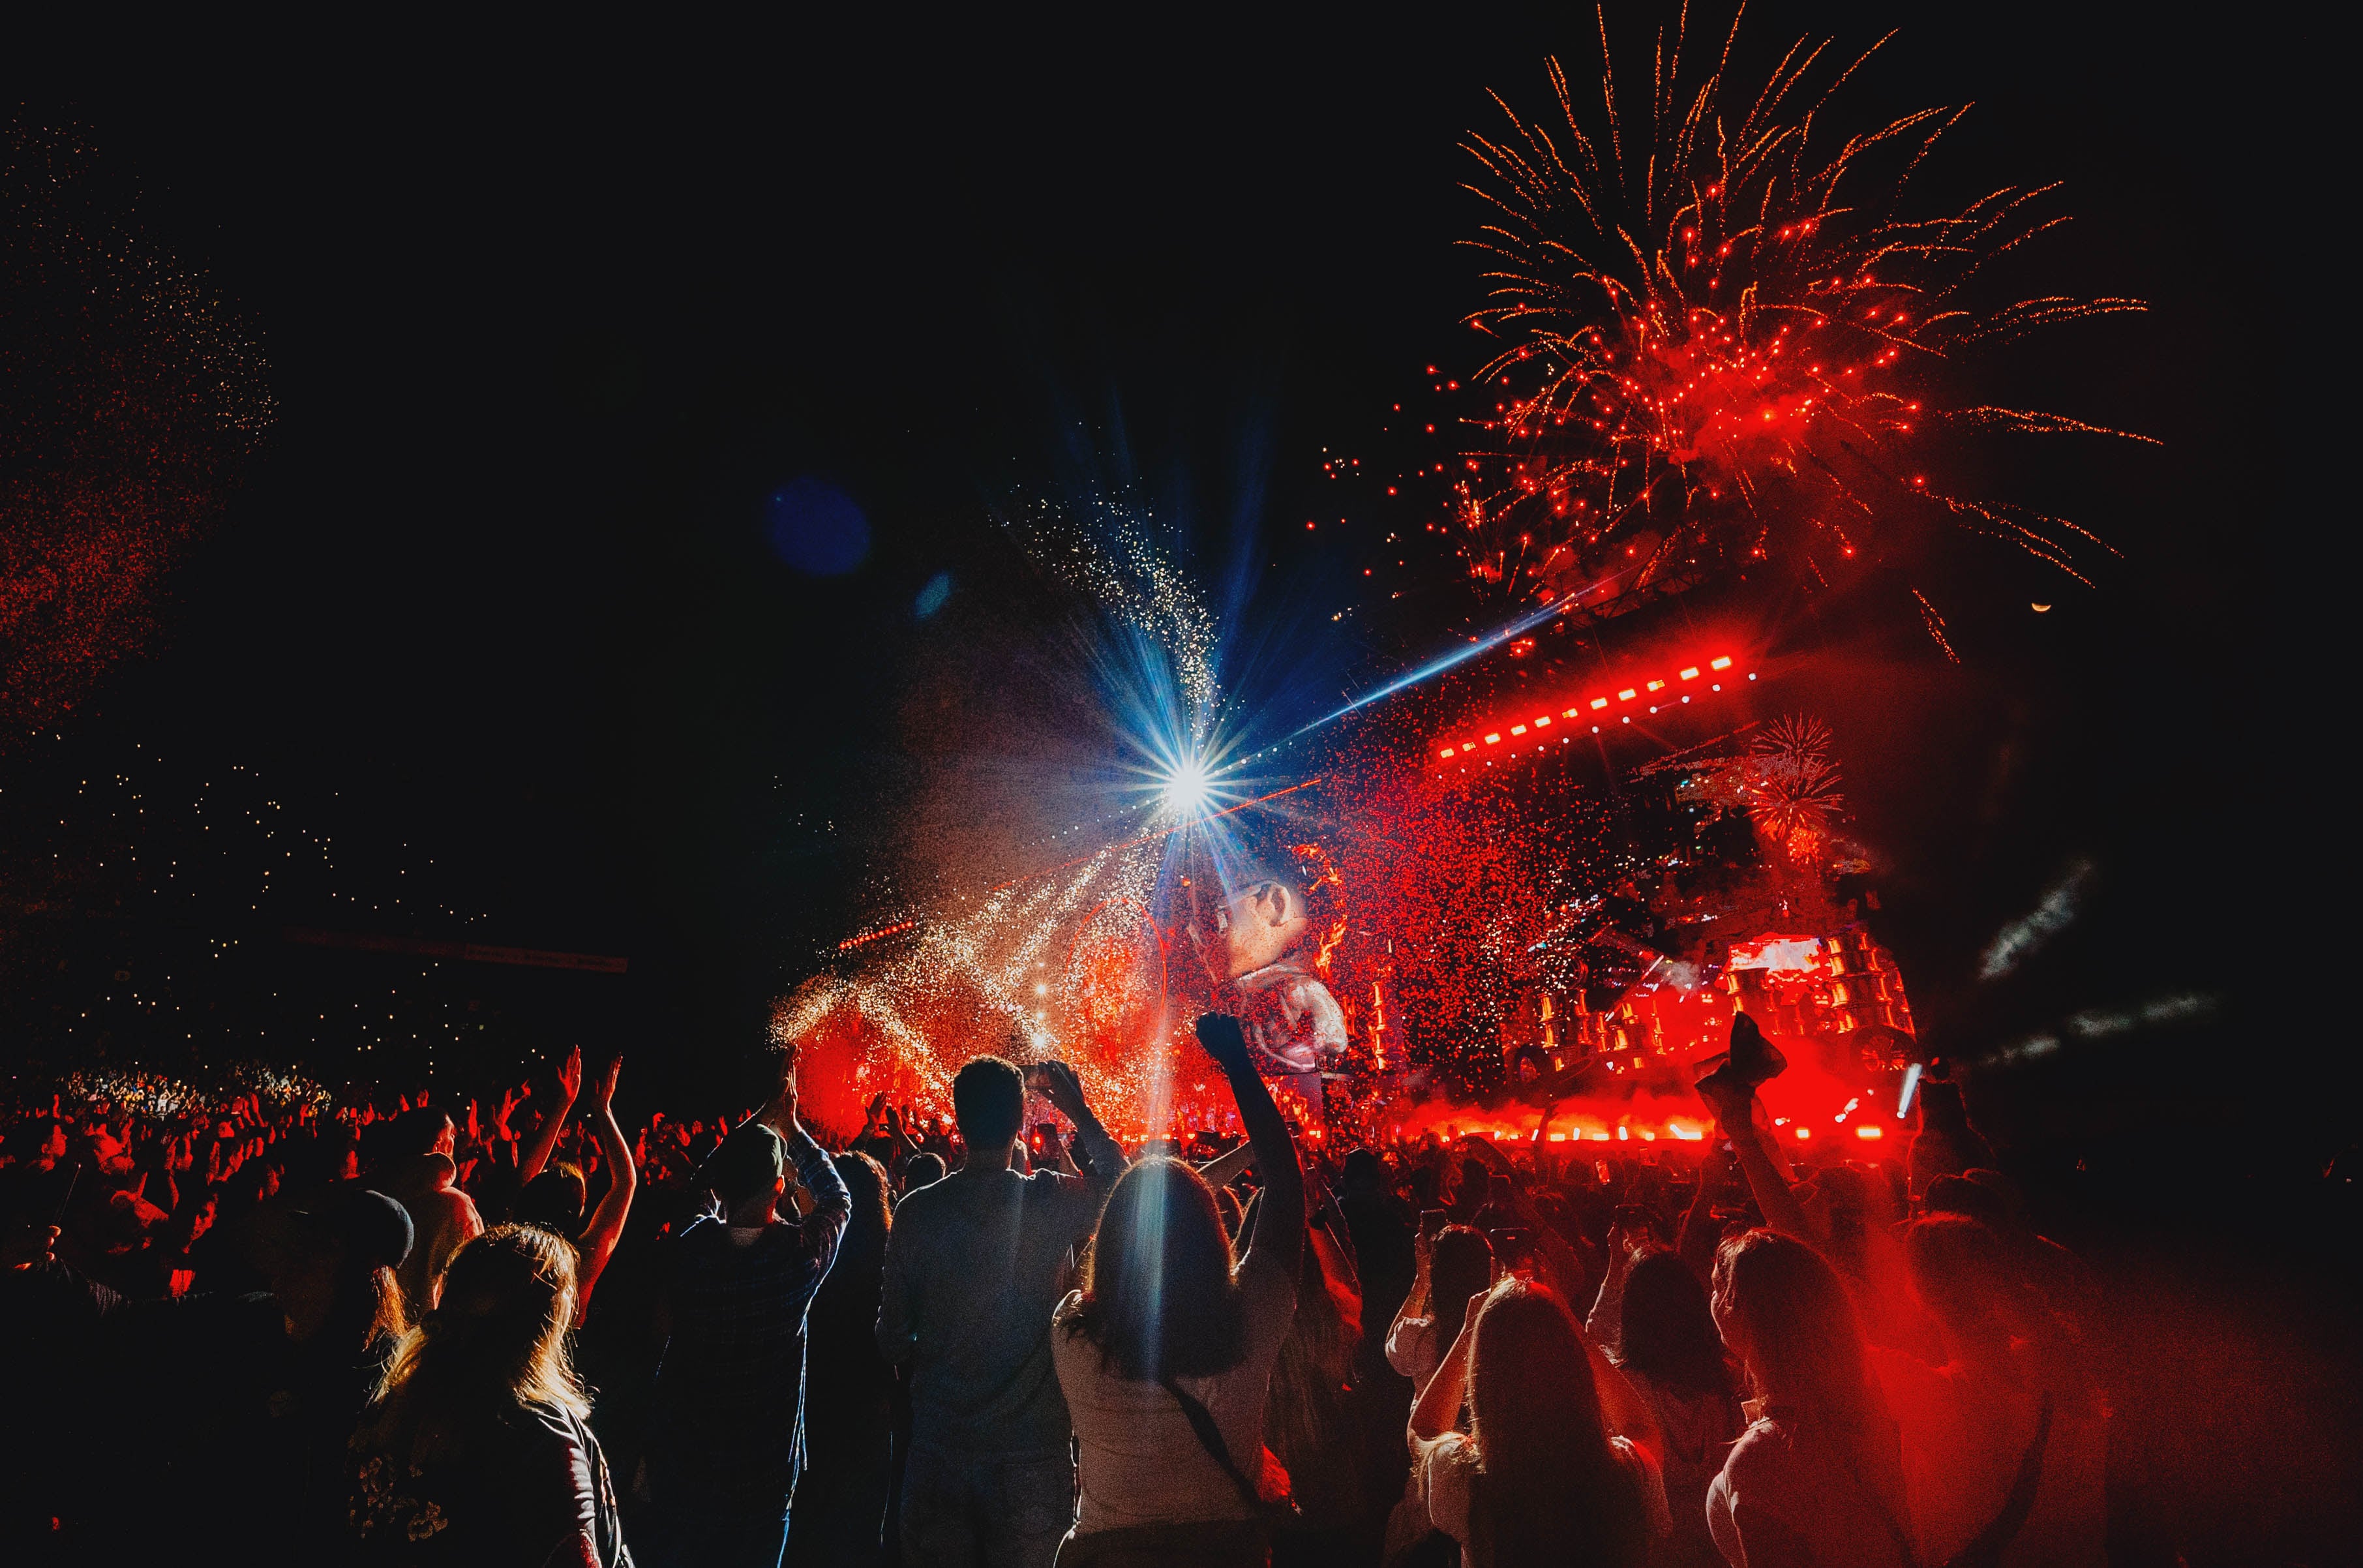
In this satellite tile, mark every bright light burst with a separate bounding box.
[1445,5,2152,625]
[1161,757,1215,815]
[777,497,1284,1137]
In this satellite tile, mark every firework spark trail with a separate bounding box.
[1440,5,2150,621]
[1021,492,1224,757]
[1911,587,1961,663]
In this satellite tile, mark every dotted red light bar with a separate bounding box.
[1430,654,1752,769]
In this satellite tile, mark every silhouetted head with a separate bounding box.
[707,1124,787,1213]
[952,1057,1025,1152]
[901,1151,946,1194]
[1712,1228,1902,1514]
[1431,1224,1495,1347]
[387,1107,455,1160]
[365,1224,587,1446]
[1618,1251,1732,1400]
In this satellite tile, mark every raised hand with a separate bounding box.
[1029,1060,1090,1124]
[558,1045,585,1104]
[1694,1070,1755,1133]
[775,1051,800,1130]
[594,1054,623,1107]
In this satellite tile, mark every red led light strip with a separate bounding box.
[1431,655,1746,768]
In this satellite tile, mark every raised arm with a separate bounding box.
[881,1103,920,1171]
[753,1042,804,1140]
[1194,1134,1259,1190]
[1586,1226,1636,1356]
[1584,1330,1664,1465]
[782,1059,852,1269]
[519,1046,582,1186]
[1409,1289,1484,1451]
[572,1055,637,1323]
[1029,1061,1125,1190]
[1194,1014,1304,1281]
[1696,1074,1819,1246]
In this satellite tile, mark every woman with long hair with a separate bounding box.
[1379,1224,1496,1567]
[1408,1277,1668,1568]
[348,1224,631,1565]
[1615,1253,1743,1568]
[1051,1014,1305,1566]
[1707,1228,1911,1568]
[1385,1224,1494,1398]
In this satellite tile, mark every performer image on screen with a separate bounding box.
[1185,847,1347,1119]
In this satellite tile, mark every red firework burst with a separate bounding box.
[1446,6,2151,626]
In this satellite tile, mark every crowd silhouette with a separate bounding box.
[1,1018,2104,1567]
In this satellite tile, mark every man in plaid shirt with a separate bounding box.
[644,1048,850,1567]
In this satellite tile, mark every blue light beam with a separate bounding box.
[1287,571,1630,742]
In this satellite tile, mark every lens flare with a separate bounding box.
[1161,758,1214,815]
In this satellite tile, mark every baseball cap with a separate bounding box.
[295,1186,415,1271]
[706,1123,787,1205]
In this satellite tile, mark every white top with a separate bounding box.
[1385,1313,1444,1396]
[1706,1408,1912,1568]
[1421,1430,1670,1568]
[1051,1245,1298,1534]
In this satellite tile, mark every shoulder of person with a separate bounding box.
[1386,1313,1434,1358]
[509,1397,598,1459]
[1237,1239,1295,1289]
[1422,1430,1476,1470]
[1610,1432,1666,1490]
[1719,1412,1799,1484]
[889,1177,954,1224]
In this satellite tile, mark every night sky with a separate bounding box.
[5,7,2311,1133]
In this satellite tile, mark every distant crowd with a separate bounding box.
[1,1025,2103,1567]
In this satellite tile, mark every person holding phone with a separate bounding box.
[877,1055,1124,1568]
[1408,1278,1670,1568]
[1387,1222,1494,1399]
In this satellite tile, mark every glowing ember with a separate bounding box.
[1,125,274,739]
